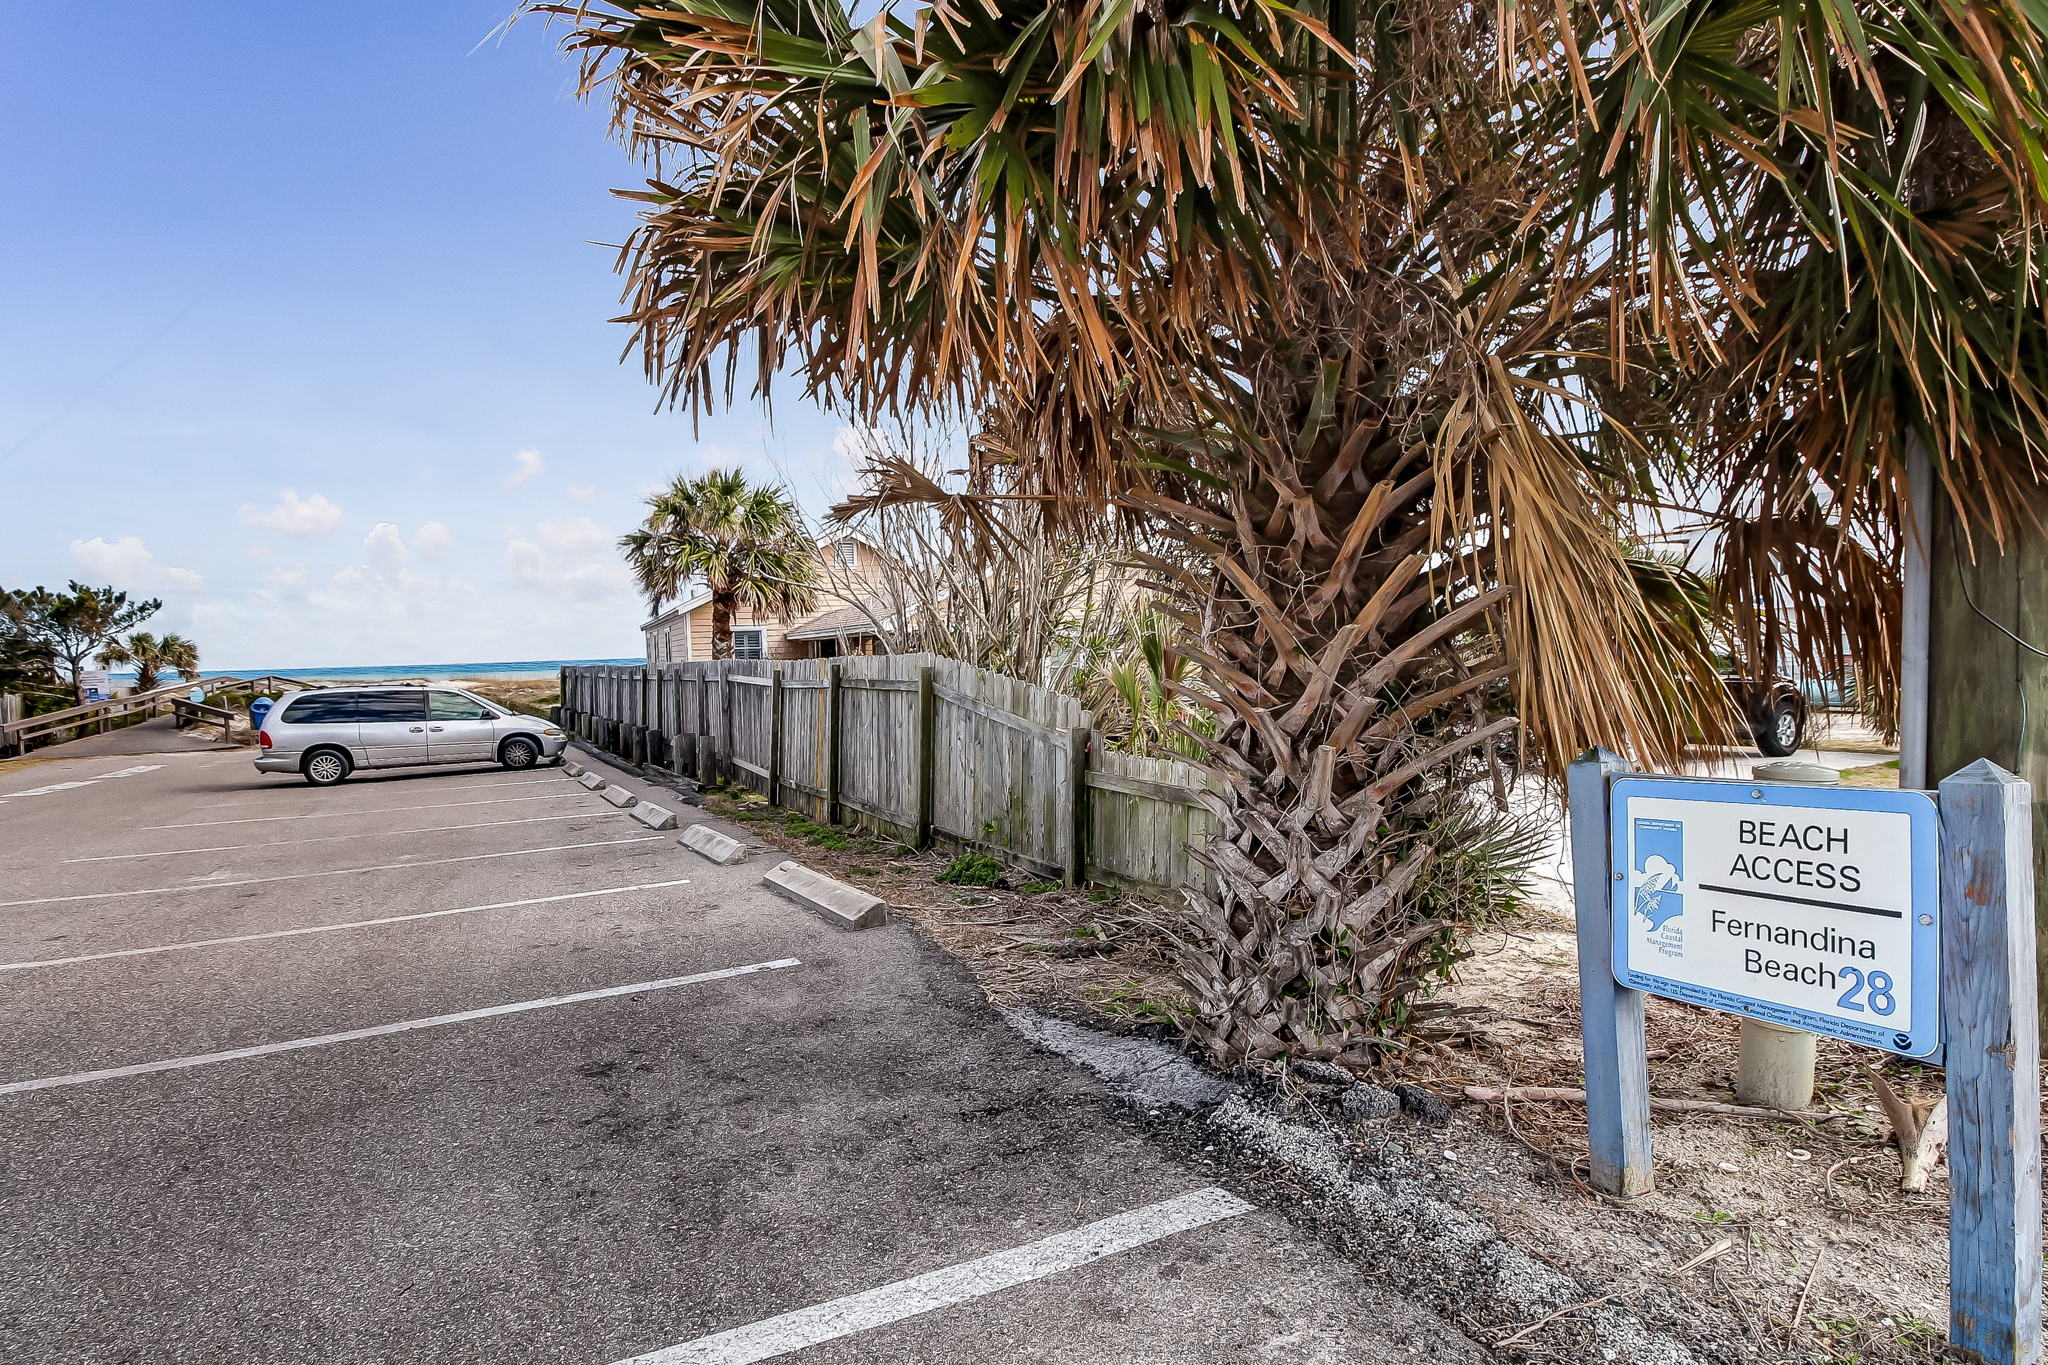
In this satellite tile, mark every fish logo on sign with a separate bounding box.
[1632,817,1686,942]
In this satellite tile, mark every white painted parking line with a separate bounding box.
[143,791,586,830]
[0,836,665,908]
[65,810,609,862]
[611,1187,1253,1365]
[0,959,802,1097]
[0,764,165,803]
[0,879,698,972]
[200,775,569,810]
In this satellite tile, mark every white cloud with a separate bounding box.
[566,482,603,503]
[537,517,612,554]
[238,490,345,539]
[363,521,407,575]
[412,520,452,557]
[70,536,205,593]
[505,517,629,601]
[71,535,154,583]
[504,448,545,490]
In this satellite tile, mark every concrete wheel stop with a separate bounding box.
[762,860,888,930]
[680,824,748,865]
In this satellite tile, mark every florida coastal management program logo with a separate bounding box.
[1632,817,1686,957]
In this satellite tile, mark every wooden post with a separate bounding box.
[721,671,735,786]
[915,665,936,849]
[1064,717,1092,887]
[699,673,714,784]
[825,663,843,825]
[1940,759,2043,1365]
[767,666,784,807]
[1898,439,1933,791]
[1570,747,1653,1198]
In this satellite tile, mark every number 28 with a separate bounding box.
[1836,967,1896,1016]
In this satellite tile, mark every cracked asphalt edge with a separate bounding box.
[1003,1009,1754,1365]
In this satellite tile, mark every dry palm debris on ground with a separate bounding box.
[706,789,1188,1025]
[709,781,2013,1363]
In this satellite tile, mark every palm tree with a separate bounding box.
[540,0,1733,1064]
[1524,0,2048,734]
[97,632,200,695]
[623,470,821,660]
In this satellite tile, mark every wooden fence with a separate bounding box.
[559,655,1215,895]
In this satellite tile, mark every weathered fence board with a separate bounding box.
[561,654,1213,895]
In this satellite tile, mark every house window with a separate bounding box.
[834,540,858,571]
[732,628,766,660]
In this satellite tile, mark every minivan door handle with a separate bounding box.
[428,725,444,732]
[408,726,425,732]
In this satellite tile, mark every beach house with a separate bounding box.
[640,531,890,663]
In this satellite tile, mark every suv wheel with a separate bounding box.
[500,737,540,770]
[303,749,352,786]
[1754,699,1804,757]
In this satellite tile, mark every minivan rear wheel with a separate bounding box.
[500,737,540,770]
[303,749,352,786]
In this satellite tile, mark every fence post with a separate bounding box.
[699,673,714,784]
[1064,715,1092,887]
[915,665,936,849]
[1940,759,2043,1365]
[825,663,842,826]
[0,694,18,758]
[1571,747,1653,1198]
[767,666,784,807]
[721,671,735,786]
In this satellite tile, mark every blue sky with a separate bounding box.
[0,2,856,669]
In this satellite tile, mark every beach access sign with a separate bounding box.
[1609,777,1941,1057]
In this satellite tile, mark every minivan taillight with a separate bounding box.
[259,729,272,748]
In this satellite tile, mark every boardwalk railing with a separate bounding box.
[560,655,1215,895]
[0,674,316,756]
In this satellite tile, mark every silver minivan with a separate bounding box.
[254,686,568,785]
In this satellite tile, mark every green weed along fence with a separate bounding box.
[559,655,1213,894]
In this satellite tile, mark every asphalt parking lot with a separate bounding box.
[0,745,1488,1363]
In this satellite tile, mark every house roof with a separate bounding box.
[639,532,878,630]
[783,604,884,641]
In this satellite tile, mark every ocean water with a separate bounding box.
[105,657,642,685]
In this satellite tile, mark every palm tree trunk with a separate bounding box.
[1160,382,1517,1067]
[710,595,735,661]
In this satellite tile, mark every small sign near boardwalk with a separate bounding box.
[1573,751,2040,1365]
[1609,778,1940,1058]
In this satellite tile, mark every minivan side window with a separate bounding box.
[279,692,360,725]
[429,691,493,721]
[356,690,428,723]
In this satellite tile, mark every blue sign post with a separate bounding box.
[1572,752,2040,1364]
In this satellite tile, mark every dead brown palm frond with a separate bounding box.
[1516,0,2048,738]
[827,451,1026,563]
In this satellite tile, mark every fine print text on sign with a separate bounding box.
[1609,777,1942,1057]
